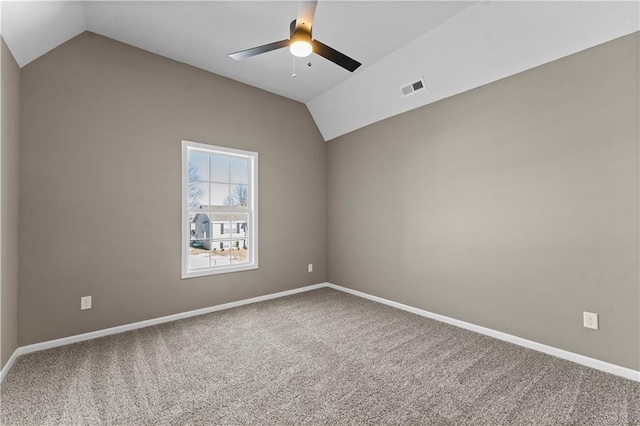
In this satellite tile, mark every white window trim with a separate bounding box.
[181,140,259,279]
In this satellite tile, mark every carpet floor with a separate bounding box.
[1,287,639,425]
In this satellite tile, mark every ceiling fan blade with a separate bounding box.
[295,0,317,32]
[312,40,361,72]
[229,39,289,60]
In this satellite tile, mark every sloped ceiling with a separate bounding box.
[1,1,473,102]
[309,1,640,140]
[2,1,639,141]
[1,1,86,66]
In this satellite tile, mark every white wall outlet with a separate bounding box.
[583,311,598,330]
[308,263,313,273]
[81,296,92,310]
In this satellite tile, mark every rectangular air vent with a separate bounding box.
[400,78,426,98]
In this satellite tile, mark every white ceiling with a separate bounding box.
[309,0,640,140]
[1,1,639,141]
[1,1,473,102]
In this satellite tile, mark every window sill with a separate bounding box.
[181,263,258,279]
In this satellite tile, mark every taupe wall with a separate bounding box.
[12,29,640,372]
[19,32,327,345]
[1,38,20,368]
[328,33,640,369]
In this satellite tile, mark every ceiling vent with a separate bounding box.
[400,78,426,97]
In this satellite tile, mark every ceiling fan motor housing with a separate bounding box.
[289,20,313,57]
[290,19,312,38]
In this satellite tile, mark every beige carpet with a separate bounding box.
[1,288,639,425]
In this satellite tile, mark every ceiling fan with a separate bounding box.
[228,0,361,73]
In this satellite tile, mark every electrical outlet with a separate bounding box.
[583,311,598,330]
[308,263,313,273]
[81,296,92,310]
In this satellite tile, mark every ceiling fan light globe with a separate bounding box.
[290,40,312,57]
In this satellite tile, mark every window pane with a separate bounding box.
[211,183,230,207]
[230,157,249,184]
[211,240,231,266]
[189,212,212,239]
[231,240,249,264]
[210,155,230,183]
[209,213,230,238]
[189,240,211,269]
[229,184,248,207]
[231,213,249,238]
[188,151,209,182]
[187,182,209,209]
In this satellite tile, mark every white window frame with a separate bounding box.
[181,140,258,278]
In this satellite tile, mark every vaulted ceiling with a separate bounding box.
[2,1,639,140]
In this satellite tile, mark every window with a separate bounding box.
[182,140,258,278]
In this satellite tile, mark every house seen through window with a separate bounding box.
[182,141,258,278]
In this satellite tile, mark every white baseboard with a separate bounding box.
[1,282,329,382]
[326,283,640,382]
[3,281,638,384]
[0,347,20,382]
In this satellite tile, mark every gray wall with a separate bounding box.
[1,38,20,368]
[19,32,327,345]
[327,33,640,370]
[11,29,640,372]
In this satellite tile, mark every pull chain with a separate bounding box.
[292,56,297,79]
